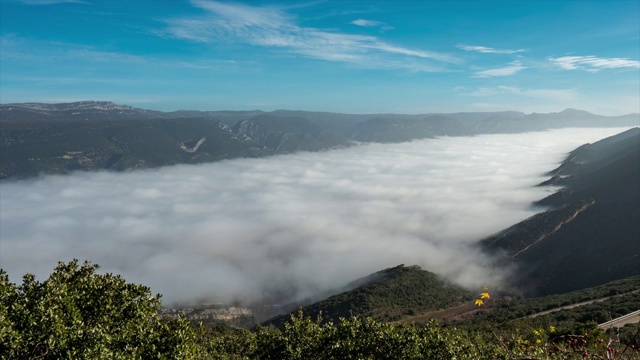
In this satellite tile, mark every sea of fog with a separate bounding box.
[0,127,633,305]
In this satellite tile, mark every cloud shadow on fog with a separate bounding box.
[0,127,632,305]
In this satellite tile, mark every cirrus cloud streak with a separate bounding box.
[159,0,458,69]
[550,55,640,72]
[474,60,526,77]
[458,44,525,54]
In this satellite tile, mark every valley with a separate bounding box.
[2,103,639,357]
[3,0,639,357]
[153,127,640,334]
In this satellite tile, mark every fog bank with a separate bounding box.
[0,128,631,305]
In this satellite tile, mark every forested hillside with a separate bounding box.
[262,265,472,328]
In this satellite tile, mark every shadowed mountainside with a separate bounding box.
[0,116,271,179]
[350,114,472,142]
[481,127,640,296]
[2,101,638,179]
[232,114,351,152]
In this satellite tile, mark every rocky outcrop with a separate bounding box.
[232,114,351,152]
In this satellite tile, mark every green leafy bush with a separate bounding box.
[0,260,199,359]
[3,261,638,359]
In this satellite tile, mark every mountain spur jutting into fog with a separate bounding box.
[1,101,638,308]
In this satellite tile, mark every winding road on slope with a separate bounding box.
[526,290,640,319]
[598,310,640,329]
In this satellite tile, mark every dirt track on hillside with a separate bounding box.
[527,289,640,319]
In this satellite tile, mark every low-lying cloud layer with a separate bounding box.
[0,128,631,305]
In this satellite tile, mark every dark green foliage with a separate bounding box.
[263,265,472,328]
[204,311,508,360]
[200,311,640,359]
[0,260,199,359]
[452,276,640,337]
[614,323,640,348]
[2,261,638,359]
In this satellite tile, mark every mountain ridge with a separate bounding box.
[2,101,638,180]
[4,101,639,117]
[481,127,640,296]
[261,264,472,328]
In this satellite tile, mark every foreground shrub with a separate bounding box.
[3,261,638,359]
[202,311,509,360]
[0,260,199,359]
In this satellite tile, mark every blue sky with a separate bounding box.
[1,0,639,115]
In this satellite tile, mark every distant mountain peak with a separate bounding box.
[557,108,595,117]
[560,108,593,115]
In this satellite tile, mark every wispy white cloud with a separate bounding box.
[458,44,525,54]
[160,0,458,70]
[3,75,137,85]
[1,35,148,64]
[468,87,498,96]
[550,55,640,72]
[463,85,577,102]
[351,19,382,27]
[192,0,290,26]
[474,60,526,77]
[67,48,148,63]
[498,85,578,102]
[350,19,393,30]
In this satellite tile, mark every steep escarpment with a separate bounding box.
[232,114,351,153]
[481,128,640,296]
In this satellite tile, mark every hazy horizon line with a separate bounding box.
[3,100,640,117]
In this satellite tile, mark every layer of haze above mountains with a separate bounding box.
[0,127,634,305]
